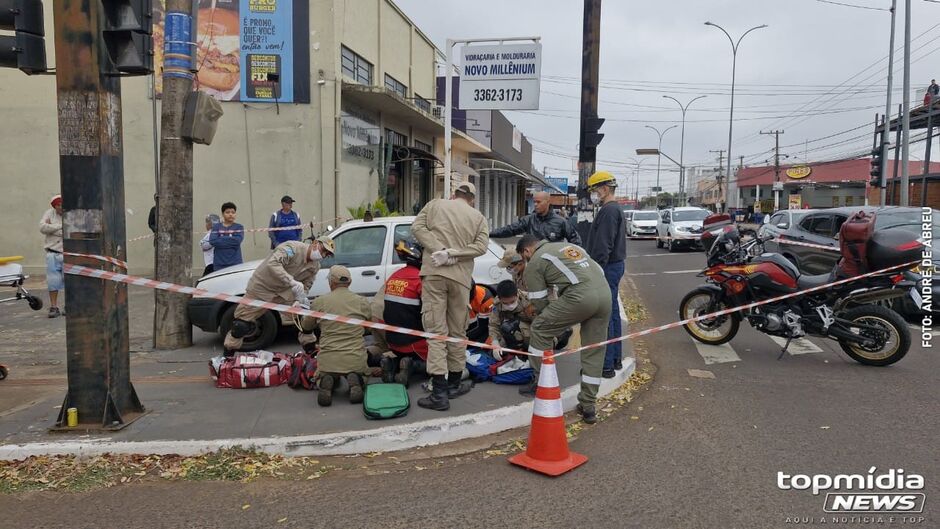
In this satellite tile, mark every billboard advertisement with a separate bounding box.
[153,0,310,103]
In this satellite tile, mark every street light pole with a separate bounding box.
[645,124,676,207]
[663,95,706,207]
[705,21,768,212]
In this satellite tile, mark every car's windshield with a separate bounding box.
[673,210,709,222]
[875,208,938,237]
[633,211,659,220]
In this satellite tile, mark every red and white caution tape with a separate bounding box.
[63,252,128,270]
[773,237,841,252]
[63,254,917,363]
[128,217,348,243]
[62,263,527,357]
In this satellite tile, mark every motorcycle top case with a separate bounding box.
[837,210,876,277]
[363,383,410,420]
[867,228,923,271]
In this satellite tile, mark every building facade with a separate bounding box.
[0,0,521,274]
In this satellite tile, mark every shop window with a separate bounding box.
[386,128,407,147]
[385,74,407,98]
[341,46,373,85]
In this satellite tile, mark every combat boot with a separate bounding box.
[394,356,413,387]
[417,375,449,411]
[317,374,335,407]
[447,371,472,398]
[380,356,396,383]
[347,373,364,404]
[577,403,597,424]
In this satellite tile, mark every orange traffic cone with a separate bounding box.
[509,350,588,476]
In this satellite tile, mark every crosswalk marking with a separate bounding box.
[692,341,741,365]
[766,335,824,355]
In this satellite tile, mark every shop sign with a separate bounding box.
[786,165,812,179]
[459,42,541,110]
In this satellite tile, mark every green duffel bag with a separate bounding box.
[363,383,410,420]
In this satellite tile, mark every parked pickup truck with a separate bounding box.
[187,216,511,350]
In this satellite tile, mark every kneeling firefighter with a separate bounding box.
[223,236,335,356]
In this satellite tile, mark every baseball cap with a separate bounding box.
[498,248,523,268]
[328,265,352,284]
[50,194,62,206]
[281,195,295,203]
[316,235,335,256]
[456,181,476,196]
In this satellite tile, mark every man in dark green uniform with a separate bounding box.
[515,234,611,424]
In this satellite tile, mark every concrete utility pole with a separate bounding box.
[52,0,143,427]
[154,0,195,348]
[880,0,898,206]
[576,0,602,242]
[761,130,784,211]
[710,149,726,211]
[900,0,911,206]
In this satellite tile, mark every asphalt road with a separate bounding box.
[3,238,937,529]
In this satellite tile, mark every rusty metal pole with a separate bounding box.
[52,0,143,428]
[154,0,195,349]
[577,0,602,243]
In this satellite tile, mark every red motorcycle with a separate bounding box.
[679,226,920,366]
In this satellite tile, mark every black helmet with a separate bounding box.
[395,239,423,267]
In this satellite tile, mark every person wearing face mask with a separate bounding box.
[584,171,627,379]
[488,279,535,361]
[220,235,335,357]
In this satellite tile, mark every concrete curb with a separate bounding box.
[0,300,634,460]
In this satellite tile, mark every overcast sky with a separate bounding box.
[395,0,938,194]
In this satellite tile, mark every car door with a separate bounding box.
[312,223,389,297]
[795,213,838,274]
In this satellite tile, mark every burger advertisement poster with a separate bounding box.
[154,0,310,103]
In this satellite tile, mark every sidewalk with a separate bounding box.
[0,285,634,459]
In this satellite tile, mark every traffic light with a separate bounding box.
[0,0,46,74]
[870,146,883,186]
[101,0,153,75]
[582,116,605,149]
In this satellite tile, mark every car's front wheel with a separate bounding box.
[219,304,279,351]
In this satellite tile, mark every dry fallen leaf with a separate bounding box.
[242,504,251,511]
[820,426,831,430]
[278,518,288,523]
[630,416,640,420]
[648,426,654,432]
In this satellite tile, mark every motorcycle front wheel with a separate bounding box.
[679,287,740,345]
[837,305,910,366]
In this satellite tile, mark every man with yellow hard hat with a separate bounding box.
[585,171,626,378]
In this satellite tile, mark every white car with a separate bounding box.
[656,207,710,252]
[626,210,660,238]
[188,216,511,350]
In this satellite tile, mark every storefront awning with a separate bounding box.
[390,145,443,166]
[469,157,564,193]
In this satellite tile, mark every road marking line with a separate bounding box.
[692,340,741,365]
[766,335,824,355]
[630,272,657,276]
[663,269,702,275]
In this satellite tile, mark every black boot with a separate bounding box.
[347,373,364,404]
[417,375,450,411]
[380,356,396,383]
[317,374,335,407]
[395,356,413,387]
[447,371,472,398]
[577,403,597,424]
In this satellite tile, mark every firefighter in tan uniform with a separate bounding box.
[411,181,489,411]
[298,266,372,407]
[222,236,335,356]
[516,234,611,424]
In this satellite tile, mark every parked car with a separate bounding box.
[656,207,710,252]
[626,210,660,238]
[188,216,512,350]
[764,206,938,318]
[757,209,813,243]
